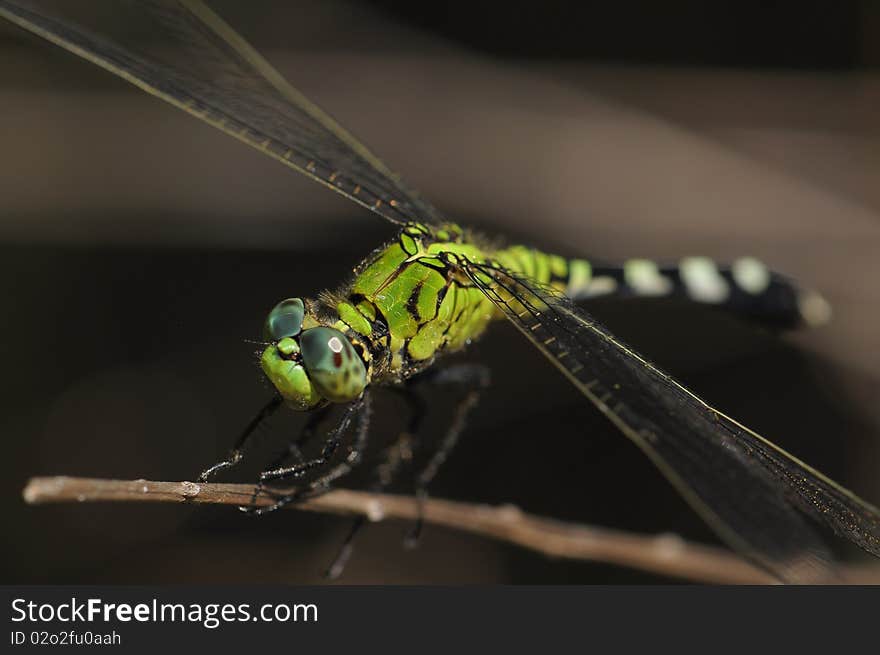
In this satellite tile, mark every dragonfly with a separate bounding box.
[3,0,879,583]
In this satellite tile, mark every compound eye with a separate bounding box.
[300,327,367,402]
[264,298,305,341]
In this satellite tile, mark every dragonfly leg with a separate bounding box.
[310,366,486,578]
[258,404,333,478]
[237,403,333,512]
[300,391,373,492]
[404,364,490,548]
[324,515,368,580]
[197,394,282,482]
[243,392,372,516]
[323,389,422,579]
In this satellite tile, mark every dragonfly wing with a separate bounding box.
[456,256,880,583]
[0,0,442,226]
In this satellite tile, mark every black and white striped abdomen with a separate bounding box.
[563,256,831,329]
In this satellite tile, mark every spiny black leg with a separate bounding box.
[302,391,373,490]
[198,394,282,482]
[405,364,490,548]
[323,402,418,580]
[374,430,415,490]
[259,404,332,479]
[260,400,361,483]
[390,382,429,446]
[251,393,372,515]
[237,404,332,515]
[325,516,367,580]
[244,393,372,516]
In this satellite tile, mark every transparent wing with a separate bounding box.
[455,255,880,583]
[0,0,442,226]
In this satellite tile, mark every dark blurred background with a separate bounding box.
[2,0,879,583]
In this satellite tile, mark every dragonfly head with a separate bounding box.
[259,298,368,410]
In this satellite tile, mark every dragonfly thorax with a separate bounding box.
[260,297,369,410]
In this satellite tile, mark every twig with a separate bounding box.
[21,476,880,584]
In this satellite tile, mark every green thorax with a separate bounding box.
[329,222,573,384]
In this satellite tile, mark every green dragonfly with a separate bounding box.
[3,0,879,583]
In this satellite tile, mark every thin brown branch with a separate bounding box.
[21,476,880,584]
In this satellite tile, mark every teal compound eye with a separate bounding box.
[299,327,367,403]
[264,298,305,341]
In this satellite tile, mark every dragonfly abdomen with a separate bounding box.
[494,246,830,330]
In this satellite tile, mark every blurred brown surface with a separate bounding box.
[1,0,879,583]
